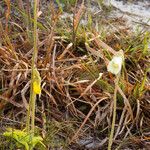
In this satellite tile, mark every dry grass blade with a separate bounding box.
[44,34,55,67]
[17,0,24,10]
[21,81,30,110]
[58,43,73,60]
[117,85,134,120]
[73,1,85,32]
[0,22,18,60]
[43,88,57,106]
[92,32,117,55]
[4,0,11,33]
[0,95,23,108]
[44,3,61,67]
[114,107,126,139]
[70,97,109,144]
[79,73,103,98]
[85,42,104,59]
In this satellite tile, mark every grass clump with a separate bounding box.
[0,0,150,150]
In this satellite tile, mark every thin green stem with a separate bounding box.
[31,0,38,136]
[26,0,38,137]
[108,75,120,150]
[31,90,36,136]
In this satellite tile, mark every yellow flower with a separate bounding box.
[33,68,41,94]
[33,81,41,94]
[107,50,124,75]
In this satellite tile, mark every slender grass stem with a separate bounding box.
[30,0,38,136]
[108,74,120,150]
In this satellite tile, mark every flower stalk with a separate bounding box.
[26,0,39,138]
[108,74,120,150]
[107,50,124,150]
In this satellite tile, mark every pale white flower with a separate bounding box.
[99,73,103,78]
[107,50,124,75]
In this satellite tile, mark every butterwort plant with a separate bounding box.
[3,128,45,150]
[107,50,124,150]
[3,0,45,149]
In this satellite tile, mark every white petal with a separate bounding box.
[107,52,124,75]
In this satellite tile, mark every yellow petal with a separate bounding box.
[33,81,41,94]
